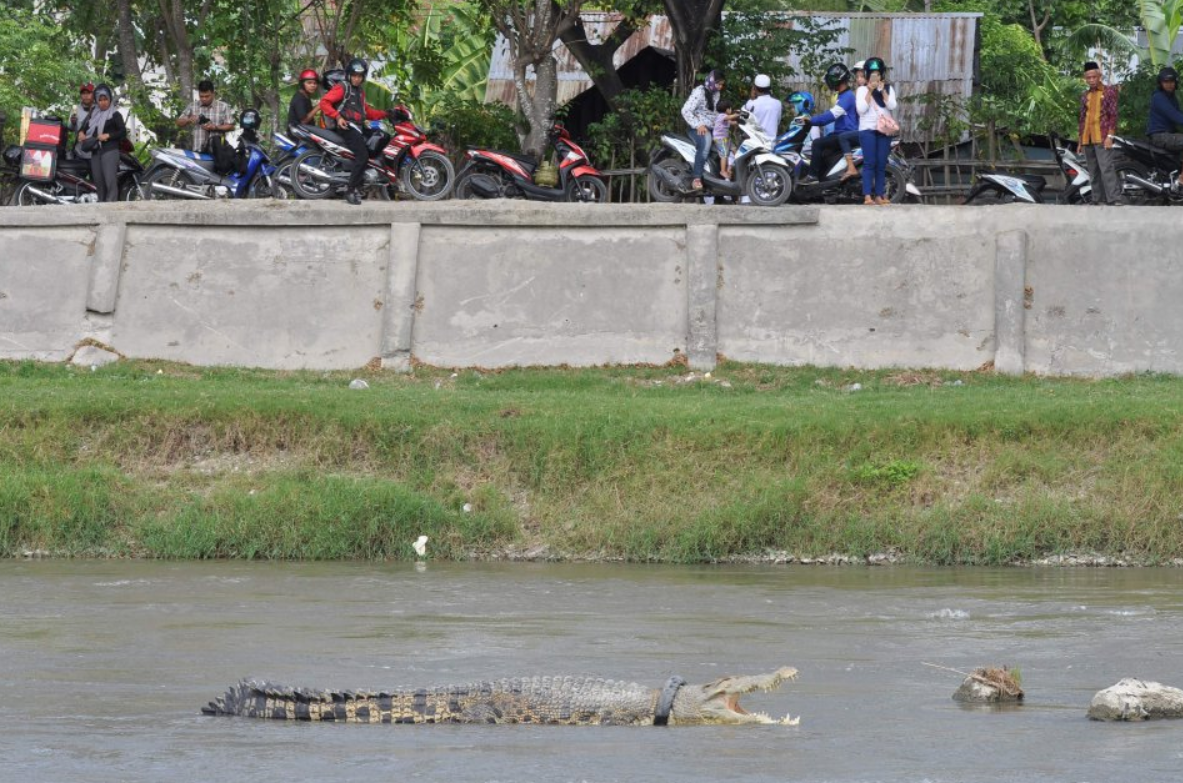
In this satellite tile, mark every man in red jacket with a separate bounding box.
[320,58,388,205]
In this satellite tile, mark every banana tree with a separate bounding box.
[1065,0,1183,67]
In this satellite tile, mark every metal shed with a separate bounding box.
[485,12,980,144]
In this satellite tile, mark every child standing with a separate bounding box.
[713,99,737,180]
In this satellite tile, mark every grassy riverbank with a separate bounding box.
[3,359,1183,564]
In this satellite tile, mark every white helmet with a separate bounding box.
[754,73,771,89]
[853,60,866,72]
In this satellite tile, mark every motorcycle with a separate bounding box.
[963,171,1047,205]
[647,109,794,206]
[1049,133,1091,204]
[454,123,606,202]
[772,118,921,204]
[4,143,144,206]
[270,128,314,199]
[1108,134,1183,205]
[289,105,453,201]
[141,135,277,200]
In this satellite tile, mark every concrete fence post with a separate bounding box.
[86,220,126,314]
[379,222,422,372]
[686,223,719,371]
[994,229,1028,376]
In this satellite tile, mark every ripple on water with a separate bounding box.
[927,608,970,620]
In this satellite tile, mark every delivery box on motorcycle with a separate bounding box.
[25,119,63,147]
[18,119,63,182]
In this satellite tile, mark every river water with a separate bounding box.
[3,561,1181,782]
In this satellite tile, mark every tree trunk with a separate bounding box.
[662,0,725,96]
[158,0,195,99]
[558,9,640,108]
[523,53,559,156]
[115,0,144,90]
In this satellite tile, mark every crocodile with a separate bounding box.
[202,667,800,726]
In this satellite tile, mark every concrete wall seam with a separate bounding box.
[380,221,422,372]
[993,229,1028,376]
[86,221,127,315]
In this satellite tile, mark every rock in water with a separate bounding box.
[1088,678,1183,721]
[952,667,1023,703]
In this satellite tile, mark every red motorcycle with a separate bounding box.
[454,124,607,202]
[289,105,453,201]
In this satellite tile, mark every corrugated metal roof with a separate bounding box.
[486,12,979,144]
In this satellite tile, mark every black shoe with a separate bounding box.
[345,189,362,206]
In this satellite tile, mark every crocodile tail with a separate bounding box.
[202,678,262,716]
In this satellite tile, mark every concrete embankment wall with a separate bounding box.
[0,200,1174,376]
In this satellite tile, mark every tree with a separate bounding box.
[662,0,725,95]
[480,0,585,155]
[1065,0,1183,67]
[557,2,652,109]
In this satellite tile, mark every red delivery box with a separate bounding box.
[27,119,63,146]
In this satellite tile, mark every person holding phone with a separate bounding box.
[855,57,897,205]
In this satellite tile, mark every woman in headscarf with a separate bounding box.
[680,69,726,192]
[77,84,127,202]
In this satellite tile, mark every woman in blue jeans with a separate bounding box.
[855,57,897,205]
[680,70,726,191]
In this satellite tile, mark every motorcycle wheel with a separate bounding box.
[963,186,1013,205]
[119,175,144,201]
[400,151,454,201]
[247,175,276,199]
[884,166,909,204]
[1114,161,1156,206]
[290,150,338,200]
[11,180,54,206]
[272,163,296,200]
[142,167,197,200]
[647,157,688,203]
[566,175,608,203]
[744,161,792,207]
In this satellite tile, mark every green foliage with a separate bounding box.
[0,9,95,141]
[585,85,684,165]
[849,459,923,487]
[1116,58,1183,138]
[430,95,521,155]
[376,1,495,122]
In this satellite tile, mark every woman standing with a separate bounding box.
[680,69,726,192]
[77,84,127,202]
[855,57,897,206]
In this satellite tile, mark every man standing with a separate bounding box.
[69,83,96,160]
[176,80,235,153]
[1078,61,1124,205]
[1146,66,1183,192]
[743,74,782,140]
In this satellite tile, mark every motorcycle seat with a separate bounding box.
[1012,174,1047,192]
[299,123,346,147]
[59,158,91,173]
[469,147,537,169]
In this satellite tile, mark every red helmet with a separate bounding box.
[298,69,319,82]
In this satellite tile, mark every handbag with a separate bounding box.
[876,110,900,137]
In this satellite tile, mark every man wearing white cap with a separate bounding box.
[743,74,783,139]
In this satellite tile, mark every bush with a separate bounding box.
[429,95,521,158]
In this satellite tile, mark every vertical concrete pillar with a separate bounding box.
[686,223,719,371]
[380,222,422,372]
[86,221,127,314]
[994,229,1028,376]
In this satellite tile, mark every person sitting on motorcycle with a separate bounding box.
[319,58,389,205]
[799,63,861,184]
[1147,66,1183,192]
[680,69,726,192]
[288,69,322,134]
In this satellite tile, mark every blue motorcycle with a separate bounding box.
[141,109,277,200]
[269,128,312,200]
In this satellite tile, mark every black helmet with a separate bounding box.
[864,57,887,75]
[239,108,261,130]
[1159,66,1178,86]
[3,144,22,169]
[347,58,368,79]
[824,63,851,90]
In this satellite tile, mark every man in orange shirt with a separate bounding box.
[1078,61,1124,205]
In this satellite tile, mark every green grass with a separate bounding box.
[3,359,1183,563]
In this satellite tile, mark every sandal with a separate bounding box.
[691,178,704,191]
[875,196,891,206]
[864,196,875,205]
[841,170,859,181]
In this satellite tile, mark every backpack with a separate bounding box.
[209,134,237,175]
